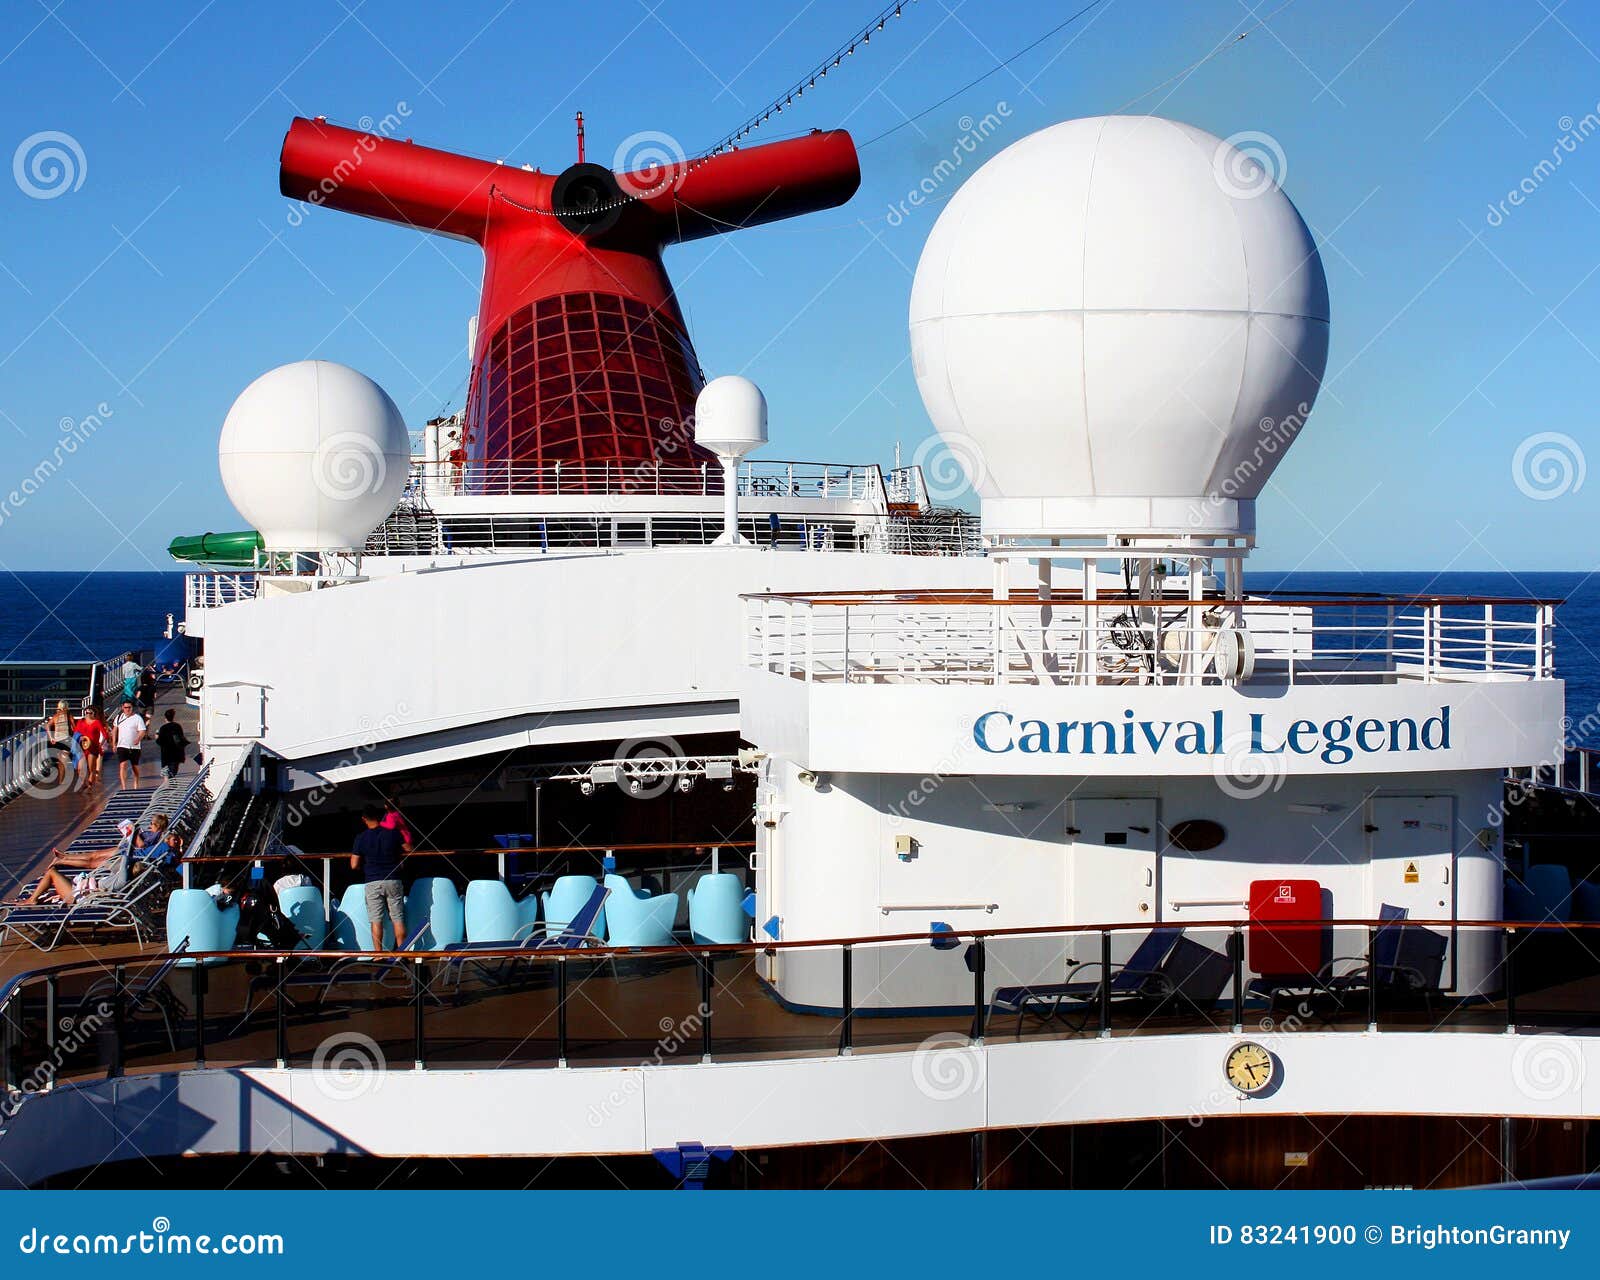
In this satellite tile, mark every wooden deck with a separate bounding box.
[0,687,200,984]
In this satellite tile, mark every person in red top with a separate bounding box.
[73,707,109,786]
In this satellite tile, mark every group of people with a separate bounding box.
[42,700,191,792]
[15,812,184,907]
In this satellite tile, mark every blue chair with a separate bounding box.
[165,888,240,967]
[542,875,606,940]
[603,874,679,948]
[1505,880,1539,920]
[984,927,1185,1035]
[276,884,326,949]
[1527,865,1573,921]
[1574,881,1600,923]
[515,891,541,939]
[406,877,464,948]
[464,880,523,944]
[332,883,394,952]
[686,873,747,944]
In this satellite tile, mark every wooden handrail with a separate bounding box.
[178,840,754,865]
[0,916,1580,1002]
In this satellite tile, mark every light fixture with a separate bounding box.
[797,770,819,788]
[579,779,595,797]
[1286,802,1338,815]
[628,778,642,795]
[592,764,618,785]
[676,775,695,793]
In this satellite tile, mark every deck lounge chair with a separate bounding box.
[982,927,1230,1036]
[444,884,611,992]
[78,939,193,1054]
[0,844,171,952]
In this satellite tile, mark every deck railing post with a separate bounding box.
[413,959,427,1070]
[699,952,714,1064]
[45,976,58,1058]
[109,965,126,1080]
[1098,930,1112,1038]
[193,966,207,1068]
[839,944,853,1056]
[1366,925,1378,1032]
[1504,927,1518,1034]
[556,958,569,1068]
[274,956,287,1067]
[1230,928,1244,1034]
[969,937,986,1044]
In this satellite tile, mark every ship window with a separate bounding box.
[1104,831,1128,846]
[1167,819,1227,853]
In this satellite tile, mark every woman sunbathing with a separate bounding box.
[20,820,138,906]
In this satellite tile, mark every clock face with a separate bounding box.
[1224,1041,1275,1095]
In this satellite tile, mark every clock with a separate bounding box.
[1224,1041,1275,1095]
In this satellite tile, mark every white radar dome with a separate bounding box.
[695,376,768,458]
[910,115,1330,538]
[218,360,411,551]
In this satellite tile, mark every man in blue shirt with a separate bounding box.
[351,804,408,950]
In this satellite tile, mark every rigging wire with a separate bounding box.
[859,0,1111,149]
[695,0,925,159]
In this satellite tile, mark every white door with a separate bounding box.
[1070,798,1158,961]
[1370,796,1455,918]
[1369,794,1456,990]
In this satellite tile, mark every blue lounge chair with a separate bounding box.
[405,877,465,949]
[985,927,1187,1036]
[276,884,326,949]
[331,883,395,951]
[79,939,192,1052]
[444,884,609,991]
[686,873,747,945]
[1318,904,1447,1012]
[542,875,605,940]
[603,874,678,948]
[165,888,240,966]
[464,880,525,943]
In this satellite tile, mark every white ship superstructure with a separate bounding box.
[0,113,1585,1191]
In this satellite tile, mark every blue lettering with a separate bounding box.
[1286,720,1318,753]
[1421,706,1451,750]
[974,711,1012,752]
[1250,712,1284,754]
[1018,719,1050,753]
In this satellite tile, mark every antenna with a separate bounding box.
[575,110,585,164]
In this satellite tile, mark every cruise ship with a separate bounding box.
[0,104,1592,1192]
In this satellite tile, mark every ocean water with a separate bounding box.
[2,568,1597,738]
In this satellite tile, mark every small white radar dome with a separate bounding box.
[218,360,411,551]
[910,115,1330,538]
[695,375,769,458]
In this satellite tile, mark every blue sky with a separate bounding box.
[1,0,1598,573]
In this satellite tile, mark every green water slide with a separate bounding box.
[166,530,264,566]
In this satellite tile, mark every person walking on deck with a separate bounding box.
[73,706,108,786]
[155,708,188,779]
[42,700,76,791]
[112,700,146,789]
[139,664,156,715]
[120,657,140,707]
[352,805,409,951]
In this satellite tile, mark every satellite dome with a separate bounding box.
[218,360,410,551]
[910,115,1330,538]
[695,375,769,458]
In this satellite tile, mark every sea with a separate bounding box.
[2,569,1599,741]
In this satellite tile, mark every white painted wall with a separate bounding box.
[2,1030,1591,1186]
[195,548,990,773]
[757,758,1507,1006]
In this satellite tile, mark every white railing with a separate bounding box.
[0,723,49,808]
[185,573,260,608]
[417,458,888,502]
[743,592,1558,687]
